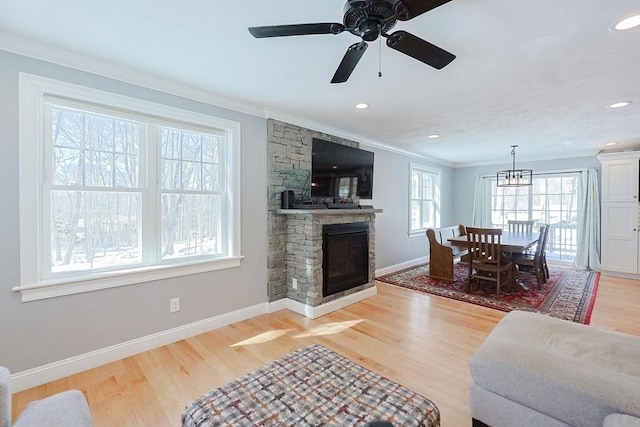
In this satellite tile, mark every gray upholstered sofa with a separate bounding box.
[1,366,93,427]
[469,311,640,427]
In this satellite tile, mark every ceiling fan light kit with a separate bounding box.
[496,145,533,187]
[248,0,456,83]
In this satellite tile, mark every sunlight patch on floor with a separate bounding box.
[293,319,364,338]
[230,329,293,347]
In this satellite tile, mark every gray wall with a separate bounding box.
[452,156,601,225]
[365,146,455,269]
[0,51,269,372]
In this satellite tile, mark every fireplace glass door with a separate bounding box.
[322,222,369,297]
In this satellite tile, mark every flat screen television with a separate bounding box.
[311,138,374,200]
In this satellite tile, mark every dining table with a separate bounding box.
[447,231,540,291]
[447,231,539,254]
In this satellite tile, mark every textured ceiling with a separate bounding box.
[1,0,639,167]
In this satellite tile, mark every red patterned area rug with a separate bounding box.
[376,263,600,324]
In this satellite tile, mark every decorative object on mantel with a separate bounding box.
[496,145,533,187]
[377,264,599,324]
[182,344,440,426]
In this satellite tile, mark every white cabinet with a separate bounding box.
[601,203,638,274]
[601,158,639,202]
[598,151,640,278]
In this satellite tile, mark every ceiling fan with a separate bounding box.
[248,0,456,84]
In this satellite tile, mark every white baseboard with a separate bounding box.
[12,287,380,391]
[281,286,378,319]
[375,256,428,277]
[11,302,268,392]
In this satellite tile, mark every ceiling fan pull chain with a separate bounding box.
[378,37,383,78]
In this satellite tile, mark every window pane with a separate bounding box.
[51,106,140,189]
[53,147,81,185]
[182,161,201,191]
[86,151,114,187]
[489,173,579,261]
[86,114,114,152]
[421,201,434,228]
[50,190,140,273]
[114,121,139,155]
[162,159,181,190]
[114,154,139,187]
[161,127,219,192]
[161,194,221,259]
[410,200,420,230]
[182,133,201,162]
[51,108,83,148]
[411,172,419,199]
[161,129,181,159]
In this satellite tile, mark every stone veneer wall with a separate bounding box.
[267,119,375,304]
[281,212,376,306]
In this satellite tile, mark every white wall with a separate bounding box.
[0,50,269,373]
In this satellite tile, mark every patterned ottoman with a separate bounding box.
[182,344,440,426]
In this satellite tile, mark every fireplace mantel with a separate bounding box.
[278,208,383,215]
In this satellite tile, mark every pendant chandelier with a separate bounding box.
[496,145,532,187]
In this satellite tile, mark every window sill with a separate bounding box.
[12,256,244,302]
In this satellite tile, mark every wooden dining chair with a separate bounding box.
[508,220,534,234]
[511,225,547,289]
[540,224,551,280]
[466,227,513,298]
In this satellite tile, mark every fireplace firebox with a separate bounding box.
[322,222,369,297]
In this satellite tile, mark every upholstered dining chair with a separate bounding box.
[511,225,547,289]
[466,227,513,298]
[507,220,534,234]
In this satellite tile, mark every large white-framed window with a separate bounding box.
[409,163,440,236]
[488,172,579,262]
[16,73,242,301]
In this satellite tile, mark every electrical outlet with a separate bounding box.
[292,278,298,289]
[169,297,180,313]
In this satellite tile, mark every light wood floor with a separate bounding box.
[12,273,640,426]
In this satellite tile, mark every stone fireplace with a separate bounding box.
[267,119,381,318]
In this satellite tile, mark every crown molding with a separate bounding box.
[265,107,453,167]
[452,149,600,168]
[0,32,266,118]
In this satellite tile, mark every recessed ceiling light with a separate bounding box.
[427,134,440,139]
[609,101,632,108]
[606,142,618,146]
[612,14,640,31]
[355,103,369,109]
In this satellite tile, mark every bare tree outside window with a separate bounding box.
[50,107,140,272]
[46,105,225,275]
[160,128,222,259]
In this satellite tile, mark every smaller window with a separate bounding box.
[409,164,440,234]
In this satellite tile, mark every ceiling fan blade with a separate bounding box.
[386,30,455,69]
[394,0,452,21]
[248,23,345,38]
[331,42,368,84]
